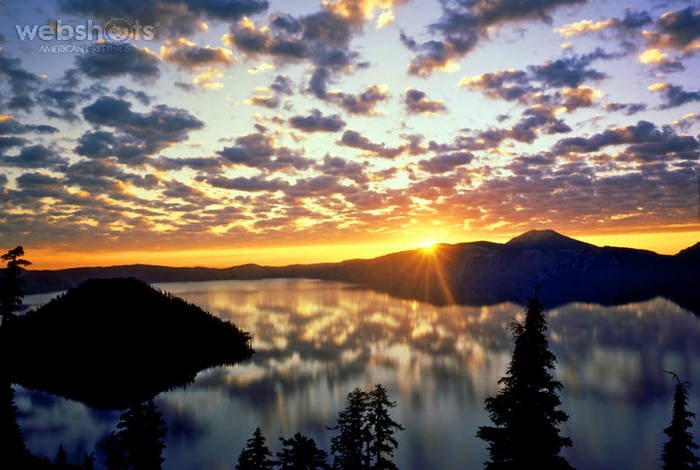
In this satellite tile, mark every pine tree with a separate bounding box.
[477,291,574,469]
[367,384,404,470]
[236,427,275,470]
[277,432,330,470]
[83,452,96,470]
[0,246,31,323]
[55,444,68,467]
[102,400,168,470]
[662,371,700,469]
[0,380,29,468]
[330,387,371,470]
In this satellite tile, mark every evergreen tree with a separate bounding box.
[662,371,700,470]
[477,291,574,469]
[236,427,275,470]
[277,432,330,470]
[0,246,31,323]
[0,379,29,467]
[367,384,404,470]
[83,452,96,470]
[55,444,68,467]
[102,400,168,470]
[330,387,371,470]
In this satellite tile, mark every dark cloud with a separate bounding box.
[603,102,648,115]
[459,69,534,102]
[288,109,346,133]
[270,75,294,95]
[0,145,67,169]
[36,88,91,122]
[314,154,369,183]
[0,136,27,152]
[418,152,474,173]
[59,0,269,38]
[161,41,233,68]
[652,83,700,109]
[0,116,59,135]
[82,96,204,145]
[153,155,225,173]
[216,132,311,172]
[248,95,281,109]
[336,130,405,159]
[199,175,290,192]
[528,49,609,88]
[75,46,160,81]
[652,7,700,50]
[0,50,41,112]
[552,120,698,162]
[327,85,389,116]
[115,86,152,106]
[404,89,448,115]
[174,81,197,93]
[406,0,586,76]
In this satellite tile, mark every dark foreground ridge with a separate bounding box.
[0,278,253,409]
[20,230,700,313]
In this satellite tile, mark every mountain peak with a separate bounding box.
[506,229,593,249]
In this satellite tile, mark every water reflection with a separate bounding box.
[17,279,700,470]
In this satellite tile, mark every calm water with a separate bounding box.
[16,279,700,470]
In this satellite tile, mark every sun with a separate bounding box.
[418,240,439,250]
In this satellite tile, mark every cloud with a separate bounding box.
[648,82,700,109]
[404,88,448,115]
[647,7,700,52]
[405,0,586,76]
[82,96,204,143]
[314,154,370,183]
[59,0,270,38]
[0,50,41,111]
[327,85,389,115]
[160,39,234,68]
[199,174,290,192]
[336,130,405,158]
[527,49,609,88]
[0,136,27,152]
[114,86,153,106]
[216,132,311,171]
[418,152,474,173]
[0,115,59,135]
[552,120,698,161]
[74,46,160,81]
[0,145,67,169]
[553,9,652,38]
[603,102,647,115]
[459,69,535,102]
[289,109,346,133]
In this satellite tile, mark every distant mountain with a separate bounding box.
[1,278,253,409]
[19,230,700,313]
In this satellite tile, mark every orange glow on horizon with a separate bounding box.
[12,230,700,271]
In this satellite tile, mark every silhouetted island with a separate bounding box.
[18,230,700,313]
[0,278,253,409]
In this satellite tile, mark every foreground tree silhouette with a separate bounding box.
[237,427,274,470]
[367,384,404,470]
[330,387,371,469]
[330,384,403,470]
[0,378,29,467]
[661,371,700,469]
[102,400,167,470]
[477,291,574,469]
[277,432,330,470]
[0,246,31,323]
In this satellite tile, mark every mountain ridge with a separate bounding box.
[18,230,700,313]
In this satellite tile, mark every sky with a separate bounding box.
[0,0,699,269]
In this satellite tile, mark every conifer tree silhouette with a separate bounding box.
[330,387,371,469]
[367,384,404,470]
[55,444,68,468]
[477,290,574,469]
[0,378,29,468]
[102,400,167,470]
[662,371,700,470]
[0,246,31,323]
[237,427,275,470]
[277,432,330,470]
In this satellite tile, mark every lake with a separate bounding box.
[15,278,700,470]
